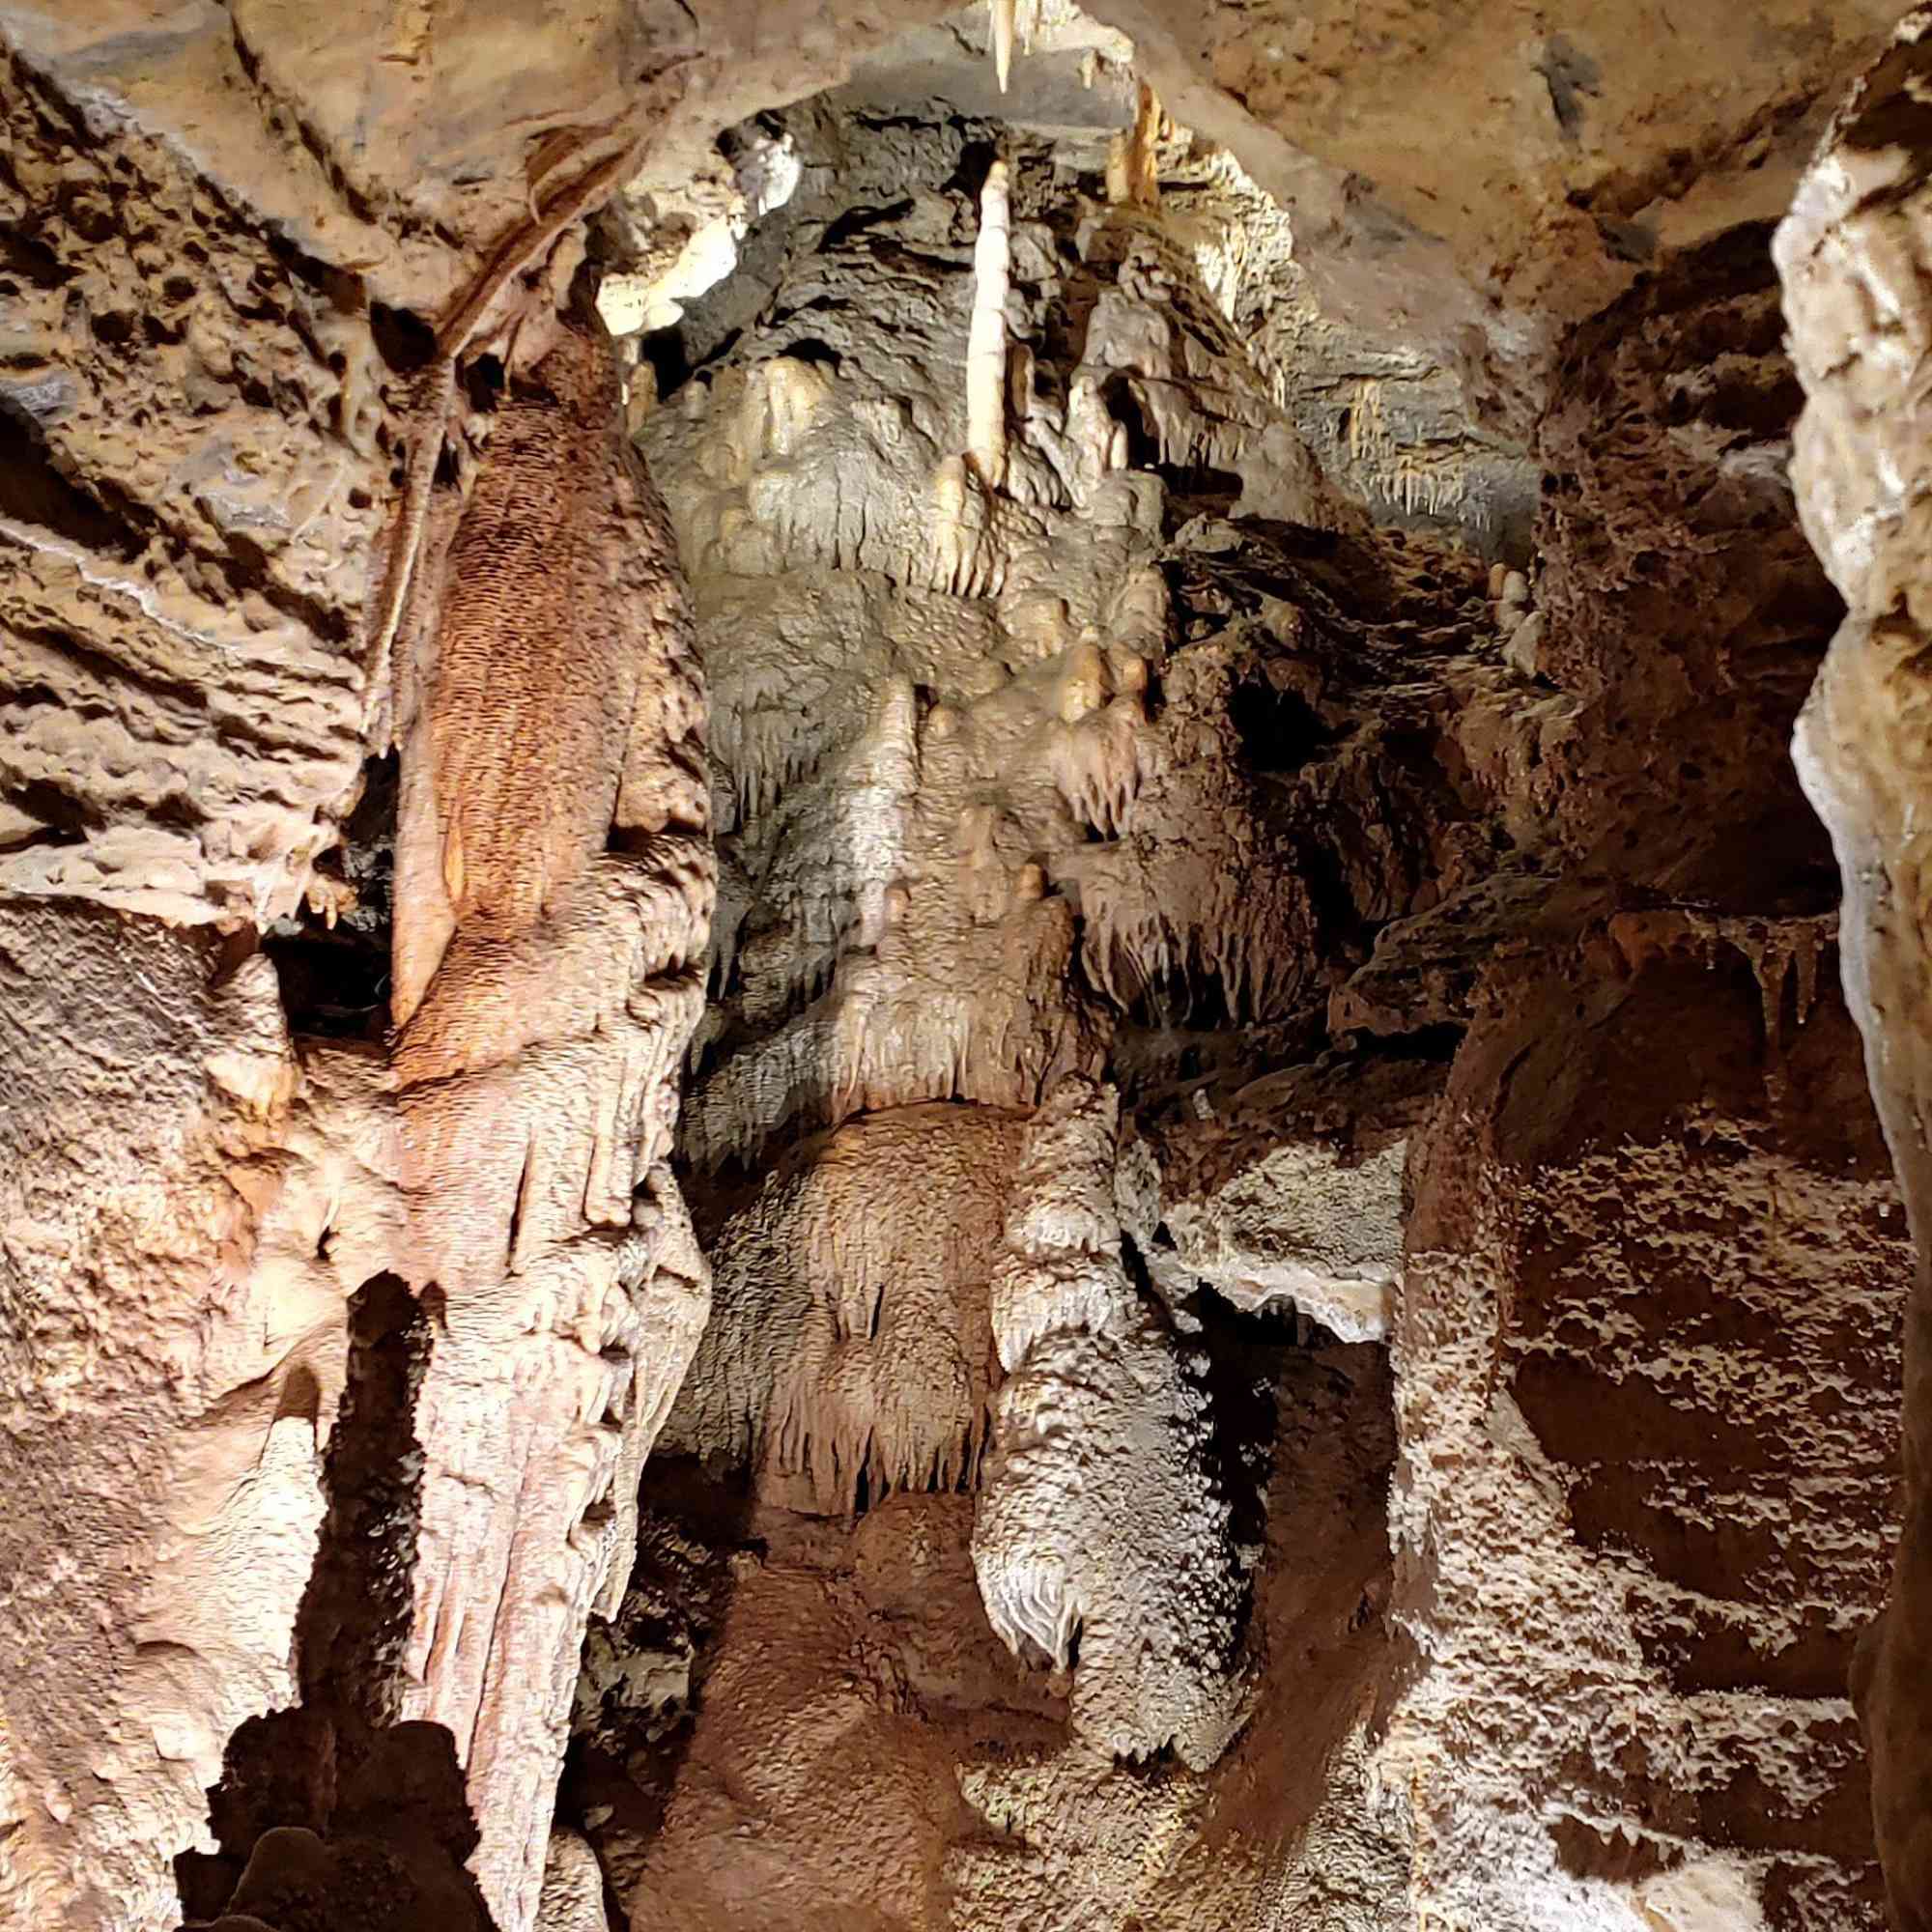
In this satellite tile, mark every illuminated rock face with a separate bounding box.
[1388,936,1906,1930]
[0,14,722,1931]
[1778,16,1932,1930]
[0,5,1922,1932]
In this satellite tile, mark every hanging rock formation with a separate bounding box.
[661,1104,1017,1513]
[974,1075,1252,1770]
[559,30,1912,1927]
[380,298,716,1927]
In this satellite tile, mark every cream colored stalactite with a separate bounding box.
[1106,81,1164,209]
[967,159,1011,490]
[991,0,1016,92]
[1776,14,1932,1930]
[658,1105,1016,1515]
[988,0,1048,94]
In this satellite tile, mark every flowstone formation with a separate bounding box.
[974,1076,1252,1771]
[0,4,1925,1932]
[0,14,727,1930]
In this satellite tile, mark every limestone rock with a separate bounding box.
[1382,933,1904,1929]
[661,1104,1021,1513]
[2,7,1923,1932]
[1777,16,1932,1927]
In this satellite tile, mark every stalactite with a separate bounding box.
[383,305,715,1932]
[658,1107,1015,1516]
[990,0,1016,93]
[1107,81,1164,209]
[968,160,1011,490]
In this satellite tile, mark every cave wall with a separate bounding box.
[560,82,1493,1930]
[2,2,1065,1920]
[559,50,1907,1932]
[0,39,400,1925]
[1389,930,1903,1929]
[0,5,1923,1932]
[1777,13,1932,1931]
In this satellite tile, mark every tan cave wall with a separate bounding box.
[0,4,1920,1932]
[1778,13,1932,1932]
[1388,927,1905,1929]
[0,44,719,1932]
[0,3,964,1926]
[560,40,1906,1932]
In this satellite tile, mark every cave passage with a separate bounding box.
[0,6,1919,1932]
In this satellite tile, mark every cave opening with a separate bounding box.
[261,752,397,1039]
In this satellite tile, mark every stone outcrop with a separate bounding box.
[380,301,716,1928]
[1388,928,1904,1928]
[573,1339,1400,1932]
[0,905,310,1931]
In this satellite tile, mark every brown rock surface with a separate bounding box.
[1388,928,1904,1928]
[1,12,721,1926]
[572,1333,1399,1932]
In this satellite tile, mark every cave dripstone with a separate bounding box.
[1,5,1927,1932]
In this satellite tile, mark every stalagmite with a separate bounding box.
[1107,81,1164,209]
[967,160,1012,490]
[973,1077,1253,1769]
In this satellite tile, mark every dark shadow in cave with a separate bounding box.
[554,1454,764,1929]
[263,752,396,1040]
[176,1275,496,1932]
